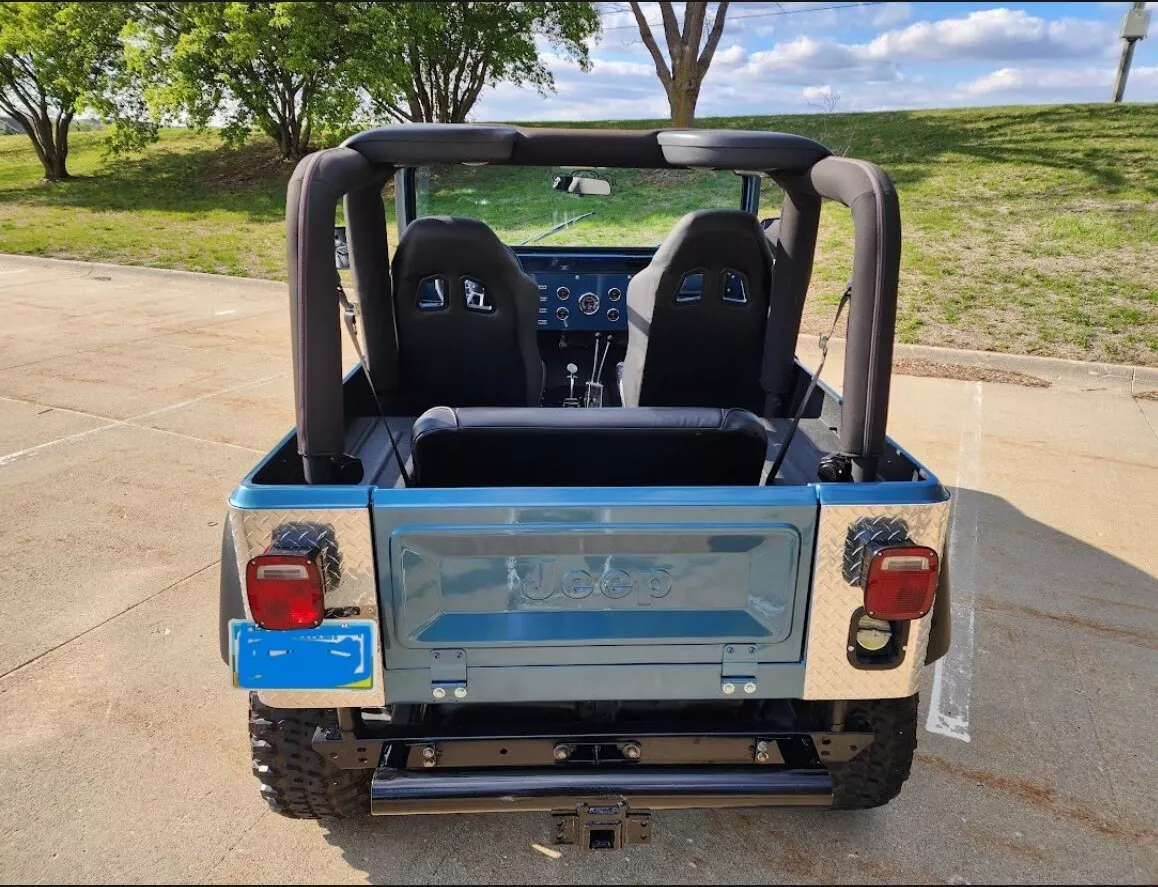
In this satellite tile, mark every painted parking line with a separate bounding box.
[926,381,982,743]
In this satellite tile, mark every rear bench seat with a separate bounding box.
[410,406,768,487]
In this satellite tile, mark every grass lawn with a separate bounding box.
[0,103,1155,365]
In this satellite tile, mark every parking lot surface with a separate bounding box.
[0,255,1155,884]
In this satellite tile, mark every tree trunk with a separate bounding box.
[272,120,308,161]
[48,146,69,181]
[668,85,698,128]
[20,121,71,181]
[630,1,730,130]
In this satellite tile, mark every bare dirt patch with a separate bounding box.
[892,358,1050,387]
[977,595,1158,650]
[917,753,1158,844]
[1134,389,1158,401]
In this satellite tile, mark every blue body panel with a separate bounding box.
[226,361,948,702]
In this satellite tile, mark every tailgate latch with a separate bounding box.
[430,648,467,700]
[721,643,759,696]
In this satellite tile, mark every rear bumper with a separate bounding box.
[370,766,832,815]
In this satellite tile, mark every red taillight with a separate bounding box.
[863,545,939,620]
[245,551,325,630]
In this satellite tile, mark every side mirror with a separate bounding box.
[552,174,611,197]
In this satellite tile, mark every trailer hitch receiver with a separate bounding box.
[552,799,651,850]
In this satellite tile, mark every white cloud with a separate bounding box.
[871,2,912,29]
[739,36,900,83]
[714,43,747,65]
[802,84,839,103]
[473,4,1154,121]
[591,58,655,78]
[961,64,1158,99]
[859,8,1114,62]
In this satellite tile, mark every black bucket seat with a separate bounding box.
[620,210,773,412]
[392,216,543,414]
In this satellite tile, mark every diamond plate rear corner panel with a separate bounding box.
[229,506,384,706]
[802,498,950,700]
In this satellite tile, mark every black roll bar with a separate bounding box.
[286,147,392,482]
[285,127,901,484]
[768,157,902,481]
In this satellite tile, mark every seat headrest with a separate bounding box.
[651,209,772,269]
[395,216,510,264]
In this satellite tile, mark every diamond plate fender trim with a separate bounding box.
[802,497,950,700]
[230,505,385,707]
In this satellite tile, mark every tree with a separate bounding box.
[355,2,601,124]
[0,2,141,181]
[128,2,361,160]
[628,1,730,128]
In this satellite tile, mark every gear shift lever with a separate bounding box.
[563,362,580,408]
[585,336,609,409]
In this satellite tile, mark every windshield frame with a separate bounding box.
[393,166,763,245]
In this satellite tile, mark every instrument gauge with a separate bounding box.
[578,292,600,316]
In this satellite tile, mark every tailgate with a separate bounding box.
[372,486,818,702]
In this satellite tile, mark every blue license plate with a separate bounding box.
[230,620,377,690]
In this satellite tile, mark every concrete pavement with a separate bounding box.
[0,255,1155,884]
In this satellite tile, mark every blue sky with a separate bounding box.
[472,1,1158,120]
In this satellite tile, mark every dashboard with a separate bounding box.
[514,248,655,333]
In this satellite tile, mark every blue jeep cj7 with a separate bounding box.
[219,124,953,850]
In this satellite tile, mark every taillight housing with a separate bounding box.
[863,545,939,620]
[245,550,325,630]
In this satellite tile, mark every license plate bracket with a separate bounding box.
[230,619,377,690]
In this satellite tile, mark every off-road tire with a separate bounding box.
[248,695,371,819]
[828,694,919,809]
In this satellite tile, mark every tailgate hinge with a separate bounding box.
[720,643,759,696]
[430,649,468,701]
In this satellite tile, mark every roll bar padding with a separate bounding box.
[768,157,901,479]
[287,136,901,484]
[287,147,391,481]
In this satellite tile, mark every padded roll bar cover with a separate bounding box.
[769,157,901,476]
[760,189,821,416]
[512,128,666,168]
[658,130,831,173]
[342,124,516,166]
[344,181,396,396]
[413,405,769,437]
[286,146,386,479]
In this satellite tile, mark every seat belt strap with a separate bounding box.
[765,284,851,485]
[337,281,411,487]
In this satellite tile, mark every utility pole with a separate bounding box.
[1112,2,1151,102]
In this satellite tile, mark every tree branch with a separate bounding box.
[629,1,672,90]
[658,2,683,65]
[676,1,704,72]
[697,1,730,76]
[376,97,412,124]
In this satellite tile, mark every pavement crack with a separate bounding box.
[0,373,287,465]
[126,423,267,454]
[201,807,268,880]
[0,394,123,424]
[0,560,220,682]
[1135,397,1158,445]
